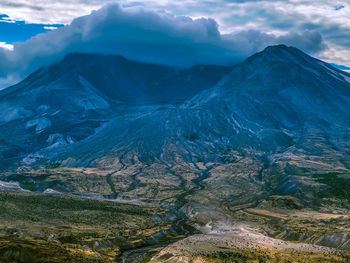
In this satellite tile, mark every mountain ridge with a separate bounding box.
[0,45,350,171]
[0,52,231,106]
[2,45,350,261]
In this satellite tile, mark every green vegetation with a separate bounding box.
[312,173,350,199]
[200,249,350,263]
[0,235,105,263]
[0,191,170,263]
[201,251,249,262]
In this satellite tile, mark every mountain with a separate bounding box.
[0,54,230,169]
[1,45,350,261]
[1,53,230,106]
[1,44,350,202]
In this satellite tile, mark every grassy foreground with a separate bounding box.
[0,191,170,262]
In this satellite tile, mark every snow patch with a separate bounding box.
[341,73,350,84]
[76,76,110,110]
[51,110,60,116]
[22,153,44,165]
[26,117,51,131]
[47,133,76,146]
[318,61,350,83]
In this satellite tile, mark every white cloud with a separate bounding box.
[0,1,350,88]
[43,26,59,30]
[0,42,14,50]
[0,0,115,24]
[1,1,349,58]
[0,3,328,89]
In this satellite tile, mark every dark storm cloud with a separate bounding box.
[277,31,327,54]
[0,4,327,88]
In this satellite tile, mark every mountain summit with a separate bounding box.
[1,53,230,108]
[0,45,350,206]
[189,44,350,128]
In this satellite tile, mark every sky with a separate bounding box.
[0,0,350,88]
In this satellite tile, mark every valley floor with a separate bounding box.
[1,189,350,263]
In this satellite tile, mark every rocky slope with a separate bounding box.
[0,54,230,170]
[1,45,350,262]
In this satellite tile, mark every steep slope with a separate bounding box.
[0,54,230,169]
[0,53,230,107]
[23,45,350,166]
[188,44,350,127]
[1,45,349,208]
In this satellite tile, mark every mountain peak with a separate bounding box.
[262,44,306,55]
[263,44,292,52]
[265,44,312,59]
[243,45,350,81]
[240,44,325,75]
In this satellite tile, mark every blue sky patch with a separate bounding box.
[0,14,63,44]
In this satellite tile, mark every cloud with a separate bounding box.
[0,42,13,50]
[276,31,327,54]
[43,26,59,30]
[1,1,44,11]
[0,0,115,24]
[1,1,349,64]
[0,4,328,89]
